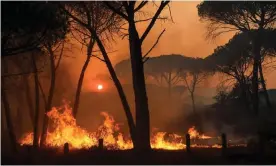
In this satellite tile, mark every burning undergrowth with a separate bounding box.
[19,103,246,150]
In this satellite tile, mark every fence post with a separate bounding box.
[98,138,104,150]
[64,142,69,154]
[221,133,227,156]
[186,133,191,153]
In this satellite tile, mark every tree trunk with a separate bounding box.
[129,21,151,151]
[31,53,40,148]
[252,34,261,115]
[191,92,196,114]
[15,86,25,138]
[73,40,93,118]
[40,46,56,147]
[258,63,271,109]
[239,79,250,112]
[23,76,35,127]
[15,108,23,139]
[73,56,91,118]
[1,81,18,153]
[92,31,137,148]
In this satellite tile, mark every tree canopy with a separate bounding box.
[197,1,276,38]
[2,2,69,56]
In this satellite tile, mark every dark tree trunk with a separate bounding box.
[191,92,196,114]
[258,63,271,109]
[23,76,35,127]
[15,87,24,138]
[240,79,250,112]
[31,53,40,148]
[129,21,151,151]
[92,31,137,148]
[252,35,261,115]
[73,53,91,118]
[168,72,172,99]
[15,108,23,139]
[1,83,18,153]
[40,46,56,147]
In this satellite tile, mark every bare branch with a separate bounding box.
[60,4,90,30]
[104,2,128,20]
[168,3,174,23]
[135,17,168,23]
[142,29,166,62]
[134,1,148,13]
[38,77,47,106]
[140,1,170,43]
[55,42,65,72]
[91,55,105,62]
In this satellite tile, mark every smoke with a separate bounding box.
[55,2,276,136]
[2,2,275,143]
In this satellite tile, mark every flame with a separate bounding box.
[19,103,245,150]
[151,132,186,150]
[188,126,212,139]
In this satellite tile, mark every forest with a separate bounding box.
[1,1,276,164]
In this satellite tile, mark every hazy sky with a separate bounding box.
[63,2,276,92]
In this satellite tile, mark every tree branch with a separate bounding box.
[92,55,105,62]
[143,29,166,63]
[135,17,168,23]
[55,41,65,72]
[140,1,170,43]
[134,1,148,13]
[104,2,128,20]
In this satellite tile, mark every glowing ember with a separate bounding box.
[19,103,245,150]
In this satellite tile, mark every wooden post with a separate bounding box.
[98,138,104,150]
[64,143,69,154]
[221,133,227,156]
[186,133,191,153]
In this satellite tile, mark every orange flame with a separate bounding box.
[188,126,212,139]
[19,103,245,150]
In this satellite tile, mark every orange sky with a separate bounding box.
[63,2,276,92]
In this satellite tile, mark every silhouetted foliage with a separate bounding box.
[198,1,276,114]
[2,2,69,57]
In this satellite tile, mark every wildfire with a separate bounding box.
[151,132,186,150]
[188,126,212,139]
[19,103,244,150]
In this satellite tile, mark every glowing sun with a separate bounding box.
[97,84,103,90]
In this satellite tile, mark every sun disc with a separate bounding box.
[97,84,103,90]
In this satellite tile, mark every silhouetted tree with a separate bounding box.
[205,30,276,111]
[2,1,70,150]
[181,70,208,115]
[145,55,186,97]
[40,42,68,147]
[104,1,170,151]
[258,29,276,108]
[61,2,137,147]
[205,33,253,111]
[114,59,133,84]
[1,62,18,153]
[198,1,276,114]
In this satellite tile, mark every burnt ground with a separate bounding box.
[2,147,276,165]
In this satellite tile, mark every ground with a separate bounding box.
[2,147,276,165]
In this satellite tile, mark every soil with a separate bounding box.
[2,147,276,165]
